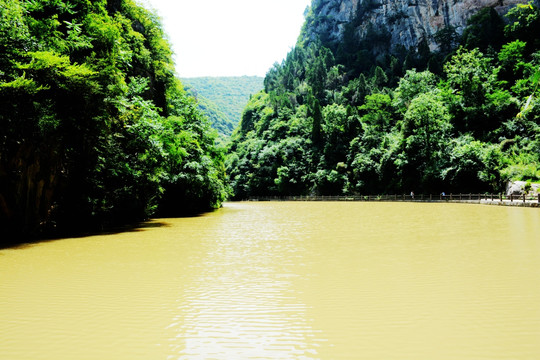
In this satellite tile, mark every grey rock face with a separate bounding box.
[506,181,540,196]
[305,0,531,51]
[506,181,527,195]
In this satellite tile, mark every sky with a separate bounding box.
[141,0,312,78]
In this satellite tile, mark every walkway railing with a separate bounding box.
[247,193,540,205]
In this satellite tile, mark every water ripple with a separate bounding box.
[1,202,540,359]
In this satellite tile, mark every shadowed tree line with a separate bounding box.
[0,0,229,242]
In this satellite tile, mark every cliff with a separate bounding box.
[302,0,534,52]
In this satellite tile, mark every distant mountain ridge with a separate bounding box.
[182,76,264,136]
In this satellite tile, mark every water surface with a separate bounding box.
[1,202,540,359]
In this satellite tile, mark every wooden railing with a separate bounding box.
[247,193,540,204]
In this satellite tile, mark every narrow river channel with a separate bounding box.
[1,202,540,359]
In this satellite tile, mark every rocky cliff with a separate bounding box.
[303,0,534,51]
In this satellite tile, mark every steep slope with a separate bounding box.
[183,83,234,137]
[303,0,532,53]
[181,77,264,136]
[227,0,540,198]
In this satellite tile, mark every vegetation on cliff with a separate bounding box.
[0,0,229,241]
[227,2,540,198]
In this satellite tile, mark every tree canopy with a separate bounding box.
[0,0,229,242]
[227,2,540,198]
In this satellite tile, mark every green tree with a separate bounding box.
[349,93,397,193]
[322,104,349,166]
[505,2,540,53]
[444,47,504,136]
[400,93,452,191]
[462,7,505,51]
[442,135,498,192]
[359,93,395,131]
[0,0,229,241]
[310,97,323,147]
[434,26,459,54]
[393,69,438,112]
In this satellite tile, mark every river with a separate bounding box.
[1,202,540,359]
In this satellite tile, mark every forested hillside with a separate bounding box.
[0,0,229,242]
[182,77,264,136]
[182,84,232,137]
[227,1,540,198]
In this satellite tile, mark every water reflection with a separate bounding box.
[168,203,320,359]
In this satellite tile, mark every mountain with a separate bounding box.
[227,0,540,198]
[181,77,264,136]
[303,0,529,53]
[182,83,234,137]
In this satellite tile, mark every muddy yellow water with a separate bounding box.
[1,202,540,359]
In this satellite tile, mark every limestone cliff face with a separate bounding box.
[304,0,532,51]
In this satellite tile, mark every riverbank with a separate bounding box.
[247,194,540,208]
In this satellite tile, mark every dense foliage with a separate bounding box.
[181,77,264,137]
[227,3,540,198]
[0,0,229,241]
[183,83,232,138]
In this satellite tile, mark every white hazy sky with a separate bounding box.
[141,0,312,78]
